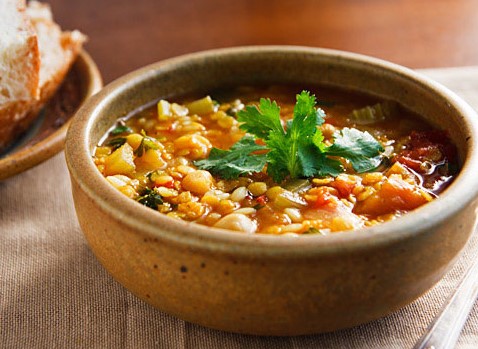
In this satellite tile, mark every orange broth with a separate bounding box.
[93,85,458,235]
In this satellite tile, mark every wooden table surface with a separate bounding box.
[48,0,478,83]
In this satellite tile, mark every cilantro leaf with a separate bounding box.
[266,91,326,181]
[137,188,163,209]
[312,129,327,152]
[237,98,284,139]
[193,135,267,179]
[264,131,291,182]
[111,125,133,135]
[298,143,342,178]
[195,91,384,182]
[107,137,127,150]
[293,91,325,128]
[326,128,384,173]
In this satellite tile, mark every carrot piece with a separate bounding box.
[354,175,430,216]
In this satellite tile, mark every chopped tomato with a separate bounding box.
[162,180,175,188]
[354,175,431,216]
[394,155,422,172]
[256,194,268,206]
[331,176,357,198]
[310,187,338,210]
[395,131,457,173]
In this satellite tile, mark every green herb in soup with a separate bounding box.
[93,85,458,235]
[195,91,384,182]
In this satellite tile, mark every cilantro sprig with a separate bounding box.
[194,91,384,182]
[137,188,163,209]
[194,135,267,180]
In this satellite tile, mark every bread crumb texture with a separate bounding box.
[0,0,85,150]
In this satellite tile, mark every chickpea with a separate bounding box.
[178,202,206,220]
[173,134,212,160]
[247,182,267,196]
[214,213,257,234]
[230,186,249,202]
[105,175,139,199]
[182,170,214,195]
[266,186,284,200]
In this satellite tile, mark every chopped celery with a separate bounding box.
[350,101,397,125]
[157,100,172,121]
[283,178,311,193]
[186,96,215,115]
[171,103,189,116]
[274,191,307,209]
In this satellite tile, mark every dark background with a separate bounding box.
[48,0,478,83]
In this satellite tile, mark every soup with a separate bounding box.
[93,85,458,235]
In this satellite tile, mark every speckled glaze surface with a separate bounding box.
[65,46,478,335]
[0,50,102,180]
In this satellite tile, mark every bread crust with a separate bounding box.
[0,0,85,151]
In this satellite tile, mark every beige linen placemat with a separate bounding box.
[2,66,478,349]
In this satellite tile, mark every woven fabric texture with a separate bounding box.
[2,67,478,349]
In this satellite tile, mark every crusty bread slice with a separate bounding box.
[0,0,86,151]
[27,1,86,111]
[0,0,40,150]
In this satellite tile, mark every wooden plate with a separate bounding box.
[0,50,102,180]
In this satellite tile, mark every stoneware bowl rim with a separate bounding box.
[65,45,478,258]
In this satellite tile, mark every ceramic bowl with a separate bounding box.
[65,46,478,335]
[0,50,102,180]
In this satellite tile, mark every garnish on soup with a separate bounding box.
[93,86,458,235]
[195,91,384,182]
